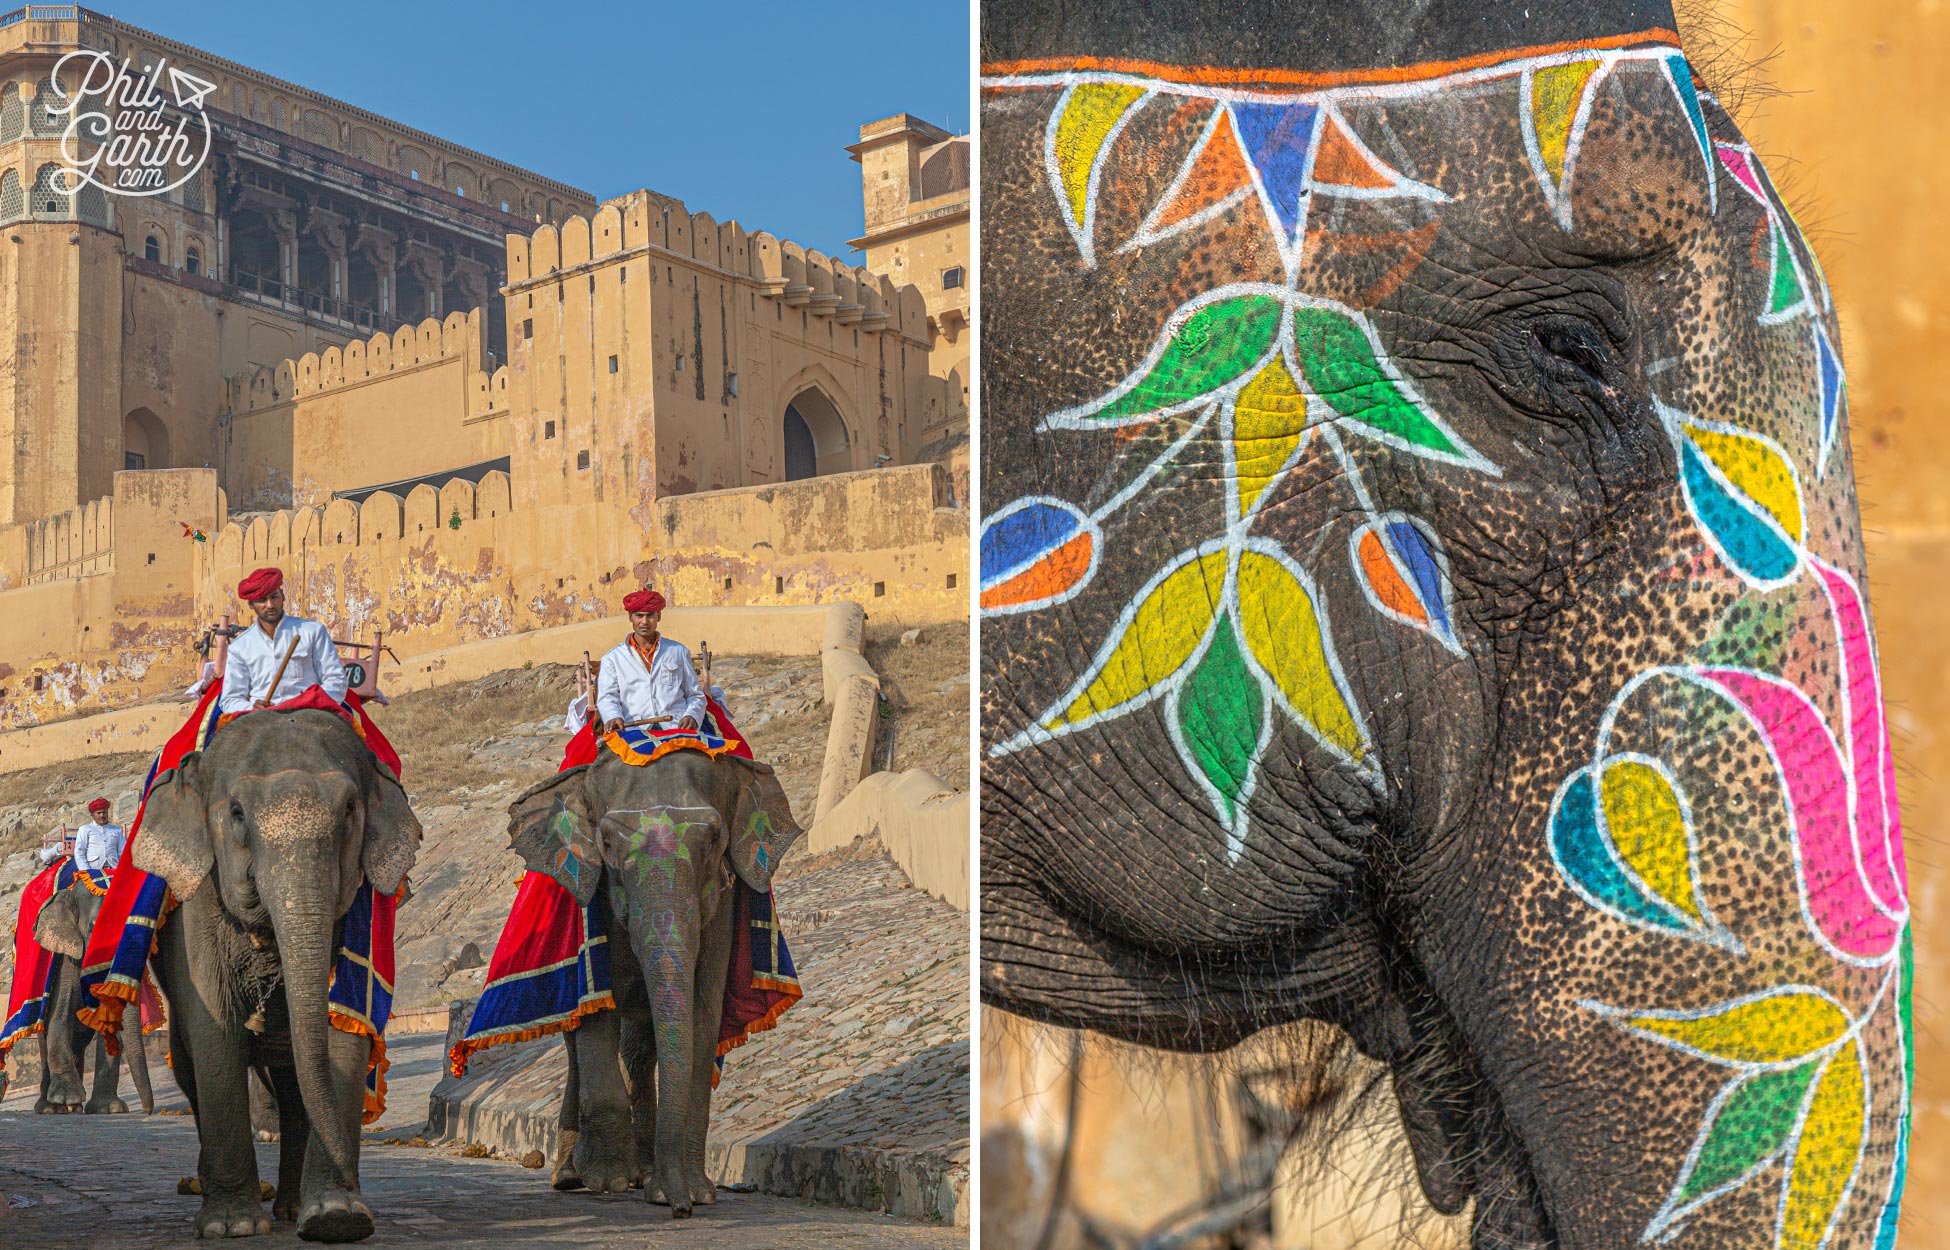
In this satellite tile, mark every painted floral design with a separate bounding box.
[982,38,1903,1247]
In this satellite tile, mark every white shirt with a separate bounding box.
[596,636,706,729]
[72,821,125,872]
[219,615,347,714]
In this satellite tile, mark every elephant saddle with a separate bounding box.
[453,697,801,1084]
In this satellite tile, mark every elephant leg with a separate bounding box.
[550,1033,584,1191]
[122,1009,154,1114]
[681,903,735,1207]
[41,962,87,1111]
[294,1025,374,1243]
[266,1064,310,1223]
[34,1034,59,1114]
[84,1030,128,1114]
[620,1015,658,1189]
[156,917,271,1238]
[568,1009,636,1195]
[249,1066,281,1141]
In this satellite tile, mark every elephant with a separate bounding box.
[979,2,1911,1248]
[133,708,420,1242]
[506,746,798,1217]
[31,873,154,1114]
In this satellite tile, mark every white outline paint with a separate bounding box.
[1121,103,1257,253]
[1687,665,1907,969]
[1043,83,1153,270]
[1812,321,1846,481]
[1310,99,1449,204]
[1230,99,1326,281]
[1039,281,1290,432]
[1657,397,1807,593]
[1346,511,1465,655]
[1660,54,1719,216]
[1587,968,1894,1249]
[1519,56,1609,232]
[978,494,1105,617]
[989,537,1235,760]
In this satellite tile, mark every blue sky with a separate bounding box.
[102,1,971,258]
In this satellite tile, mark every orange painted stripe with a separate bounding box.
[983,28,1681,91]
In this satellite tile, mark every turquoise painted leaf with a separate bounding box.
[1057,291,1286,426]
[1289,304,1490,469]
[1548,765,1690,933]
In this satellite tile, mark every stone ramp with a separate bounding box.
[427,844,969,1225]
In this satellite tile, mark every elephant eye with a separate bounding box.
[229,801,245,824]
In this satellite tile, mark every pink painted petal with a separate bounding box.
[1715,144,1767,202]
[1810,558,1908,912]
[1699,668,1901,961]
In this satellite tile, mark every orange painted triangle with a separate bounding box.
[1152,107,1253,230]
[1312,114,1394,190]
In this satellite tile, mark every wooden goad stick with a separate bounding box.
[254,633,303,709]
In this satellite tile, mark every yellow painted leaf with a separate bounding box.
[1235,549,1366,759]
[1233,358,1310,517]
[1683,421,1804,544]
[1053,84,1146,228]
[1626,990,1848,1066]
[1781,1048,1867,1250]
[1048,549,1229,729]
[1531,59,1601,184]
[1600,759,1700,924]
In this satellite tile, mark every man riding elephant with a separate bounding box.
[220,567,346,716]
[454,591,801,1218]
[31,858,155,1115]
[597,589,706,736]
[980,2,1911,1247]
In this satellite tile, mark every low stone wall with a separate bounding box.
[807,770,968,912]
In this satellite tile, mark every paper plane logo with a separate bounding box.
[47,50,213,200]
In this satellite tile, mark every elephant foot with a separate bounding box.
[689,1183,718,1207]
[193,1197,274,1239]
[85,1096,130,1114]
[550,1129,584,1191]
[579,1165,632,1196]
[273,1194,301,1223]
[296,1189,373,1243]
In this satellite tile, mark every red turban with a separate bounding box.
[88,798,111,815]
[237,567,283,602]
[622,589,665,614]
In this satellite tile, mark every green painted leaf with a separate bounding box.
[1091,292,1285,423]
[1175,614,1263,824]
[1289,305,1476,464]
[1767,224,1803,316]
[1675,1063,1821,1206]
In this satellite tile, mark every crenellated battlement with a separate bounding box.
[505,190,933,345]
[212,469,515,573]
[225,309,492,415]
[8,493,115,585]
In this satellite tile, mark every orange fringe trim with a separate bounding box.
[0,1021,44,1058]
[80,979,139,1055]
[78,873,110,897]
[328,1008,391,1125]
[446,991,614,1079]
[711,990,800,1088]
[602,731,740,767]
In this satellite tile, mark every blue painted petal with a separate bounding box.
[1550,768,1690,931]
[981,500,1083,586]
[1385,520,1451,636]
[1680,441,1800,583]
[1229,102,1320,239]
[1816,325,1844,450]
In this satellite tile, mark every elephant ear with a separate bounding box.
[33,886,85,959]
[131,753,213,903]
[362,758,422,899]
[725,757,800,893]
[508,764,602,905]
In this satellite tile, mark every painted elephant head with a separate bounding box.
[509,750,795,911]
[980,3,1908,1247]
[133,709,421,1185]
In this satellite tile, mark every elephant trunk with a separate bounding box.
[265,876,358,1187]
